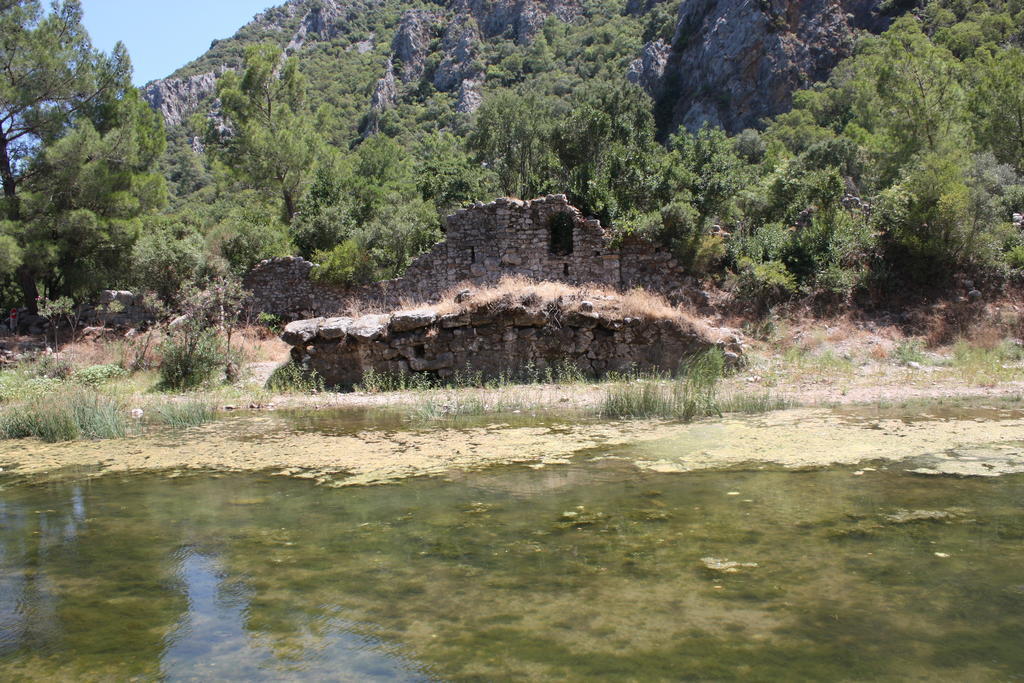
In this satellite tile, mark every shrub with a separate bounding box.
[290,202,355,259]
[1006,244,1024,269]
[210,202,294,275]
[27,354,74,380]
[157,280,248,390]
[736,258,798,308]
[310,239,374,286]
[892,339,927,365]
[74,364,129,386]
[265,362,326,393]
[256,312,282,334]
[158,327,225,390]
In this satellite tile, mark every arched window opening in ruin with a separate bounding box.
[549,212,574,256]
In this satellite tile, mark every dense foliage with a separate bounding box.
[0,0,166,311]
[4,0,1024,314]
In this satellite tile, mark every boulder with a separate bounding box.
[99,290,136,307]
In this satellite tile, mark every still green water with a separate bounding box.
[1,418,1023,680]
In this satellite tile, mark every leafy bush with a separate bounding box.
[158,327,225,390]
[736,258,798,308]
[74,364,129,386]
[311,239,374,286]
[1006,244,1024,269]
[209,201,294,275]
[131,216,204,301]
[0,373,62,402]
[157,279,248,390]
[256,312,283,334]
[265,362,326,393]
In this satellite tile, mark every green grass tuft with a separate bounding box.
[0,388,129,442]
[266,362,326,394]
[152,400,215,429]
[601,349,725,420]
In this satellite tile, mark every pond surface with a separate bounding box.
[1,411,1023,680]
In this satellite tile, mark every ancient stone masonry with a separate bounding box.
[282,298,740,388]
[245,195,693,319]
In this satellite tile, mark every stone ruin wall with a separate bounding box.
[244,195,692,320]
[282,305,739,389]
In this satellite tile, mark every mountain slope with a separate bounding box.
[142,0,891,138]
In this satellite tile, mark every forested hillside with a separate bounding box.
[1,0,1023,313]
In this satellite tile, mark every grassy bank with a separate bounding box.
[0,384,218,443]
[3,312,1024,444]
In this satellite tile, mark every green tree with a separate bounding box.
[415,132,494,215]
[207,195,294,275]
[671,124,744,225]
[878,151,1014,273]
[19,89,166,300]
[467,90,559,200]
[969,47,1024,172]
[552,81,673,222]
[290,153,355,258]
[130,215,204,301]
[211,44,321,221]
[0,0,163,308]
[874,19,964,157]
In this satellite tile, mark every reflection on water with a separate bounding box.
[159,550,421,681]
[0,446,1023,679]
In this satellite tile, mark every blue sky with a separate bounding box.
[80,0,275,85]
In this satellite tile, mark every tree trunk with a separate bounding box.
[17,265,38,314]
[0,137,19,221]
[283,188,297,223]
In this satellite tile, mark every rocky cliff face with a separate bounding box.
[143,0,379,127]
[144,0,894,135]
[451,0,582,43]
[635,0,888,133]
[142,71,220,128]
[144,0,580,126]
[384,0,581,114]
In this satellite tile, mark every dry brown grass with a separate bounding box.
[869,341,894,360]
[62,338,124,367]
[233,326,290,363]
[383,276,713,335]
[966,323,1006,350]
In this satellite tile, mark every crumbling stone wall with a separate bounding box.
[245,195,690,319]
[282,302,738,389]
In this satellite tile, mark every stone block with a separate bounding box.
[391,309,437,332]
[348,314,391,341]
[319,316,353,340]
[281,318,323,345]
